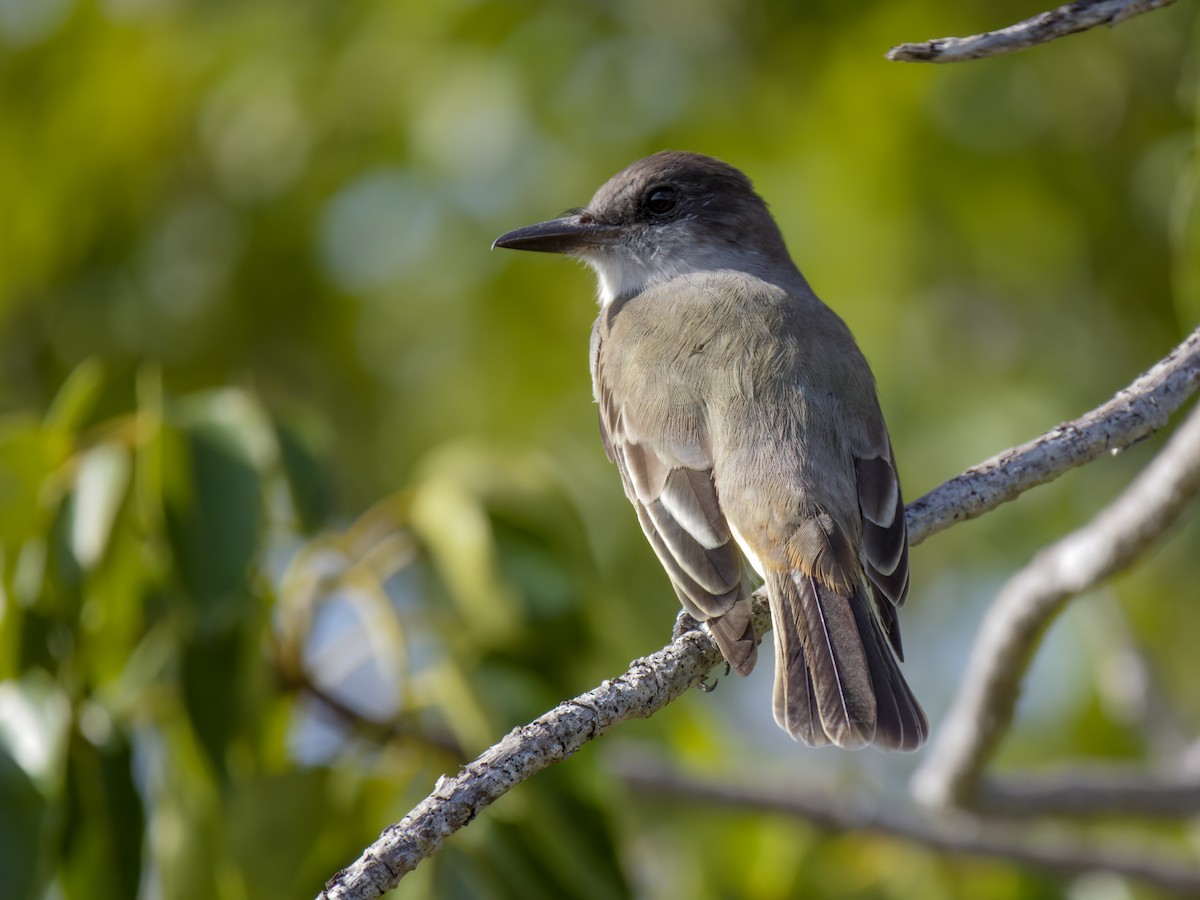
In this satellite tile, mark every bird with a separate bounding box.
[493,151,927,750]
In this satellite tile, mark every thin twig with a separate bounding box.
[299,678,467,762]
[887,0,1179,64]
[317,329,1200,899]
[269,633,468,760]
[612,757,1200,896]
[913,400,1200,812]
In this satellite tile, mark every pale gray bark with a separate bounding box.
[887,0,1179,64]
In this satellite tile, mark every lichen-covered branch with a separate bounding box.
[913,399,1200,812]
[887,0,1179,64]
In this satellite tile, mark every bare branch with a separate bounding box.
[317,329,1200,898]
[612,757,1200,896]
[976,770,1200,819]
[913,399,1200,812]
[887,0,1178,64]
[317,613,768,900]
[907,326,1200,547]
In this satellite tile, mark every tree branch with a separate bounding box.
[913,398,1200,813]
[284,672,468,762]
[317,617,766,900]
[611,756,1200,896]
[887,0,1179,64]
[318,327,1200,899]
[906,326,1200,546]
[976,770,1200,819]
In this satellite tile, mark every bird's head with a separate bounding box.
[493,151,793,306]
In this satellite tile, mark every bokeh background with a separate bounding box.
[2,1,1199,898]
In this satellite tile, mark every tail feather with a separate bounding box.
[848,591,928,750]
[768,568,925,750]
[771,622,829,747]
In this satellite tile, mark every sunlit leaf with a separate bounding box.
[70,443,132,571]
[0,674,71,794]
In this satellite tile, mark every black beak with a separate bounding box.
[492,214,622,254]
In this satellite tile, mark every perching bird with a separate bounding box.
[493,151,927,750]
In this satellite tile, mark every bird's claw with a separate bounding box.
[698,662,730,693]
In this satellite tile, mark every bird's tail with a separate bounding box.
[767,568,926,750]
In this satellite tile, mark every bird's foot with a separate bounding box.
[697,662,730,693]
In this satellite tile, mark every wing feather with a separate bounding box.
[855,452,910,658]
[593,324,757,674]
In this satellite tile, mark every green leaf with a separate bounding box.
[180,628,246,782]
[0,674,71,794]
[60,726,144,900]
[70,443,132,571]
[0,744,48,900]
[273,416,332,533]
[163,390,273,624]
[0,675,70,900]
[43,359,105,433]
[0,418,70,550]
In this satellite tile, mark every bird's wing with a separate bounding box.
[854,447,910,657]
[592,329,756,674]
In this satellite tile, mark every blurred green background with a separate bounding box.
[2,1,1199,898]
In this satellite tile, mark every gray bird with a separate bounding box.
[494,151,927,750]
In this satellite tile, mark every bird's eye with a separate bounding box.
[645,187,676,216]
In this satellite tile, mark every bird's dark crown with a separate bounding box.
[586,151,769,228]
